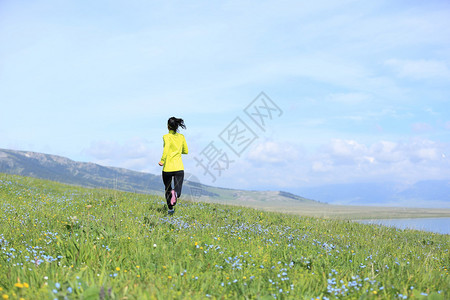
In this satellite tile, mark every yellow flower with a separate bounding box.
[168,276,172,279]
[116,267,120,271]
[14,283,24,288]
[2,295,9,299]
[373,291,377,295]
[136,275,141,278]
[136,266,140,269]
[23,283,29,288]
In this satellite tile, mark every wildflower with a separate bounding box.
[116,267,120,271]
[14,283,24,288]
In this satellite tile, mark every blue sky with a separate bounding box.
[1,0,450,196]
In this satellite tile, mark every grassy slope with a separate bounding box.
[0,174,449,299]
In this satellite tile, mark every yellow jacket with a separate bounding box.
[160,130,188,172]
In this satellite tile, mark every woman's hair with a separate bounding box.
[167,117,186,132]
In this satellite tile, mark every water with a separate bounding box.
[357,218,450,235]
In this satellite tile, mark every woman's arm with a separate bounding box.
[159,136,167,166]
[182,136,188,154]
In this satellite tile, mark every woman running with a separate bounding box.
[158,117,188,215]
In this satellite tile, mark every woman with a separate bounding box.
[158,117,188,215]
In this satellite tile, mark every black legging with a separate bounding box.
[162,170,184,209]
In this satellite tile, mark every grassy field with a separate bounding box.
[195,194,450,220]
[0,174,449,299]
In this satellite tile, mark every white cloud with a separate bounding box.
[370,140,403,163]
[445,121,450,130]
[412,122,433,133]
[311,160,333,173]
[406,139,441,162]
[385,59,450,80]
[326,92,371,104]
[308,138,450,184]
[324,139,368,165]
[83,137,161,173]
[247,140,300,164]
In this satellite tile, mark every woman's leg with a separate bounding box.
[162,171,174,209]
[173,170,185,199]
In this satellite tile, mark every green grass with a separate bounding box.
[0,174,449,299]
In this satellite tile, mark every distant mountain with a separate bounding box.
[0,148,161,193]
[296,181,450,208]
[0,148,317,205]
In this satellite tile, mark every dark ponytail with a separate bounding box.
[168,117,186,132]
